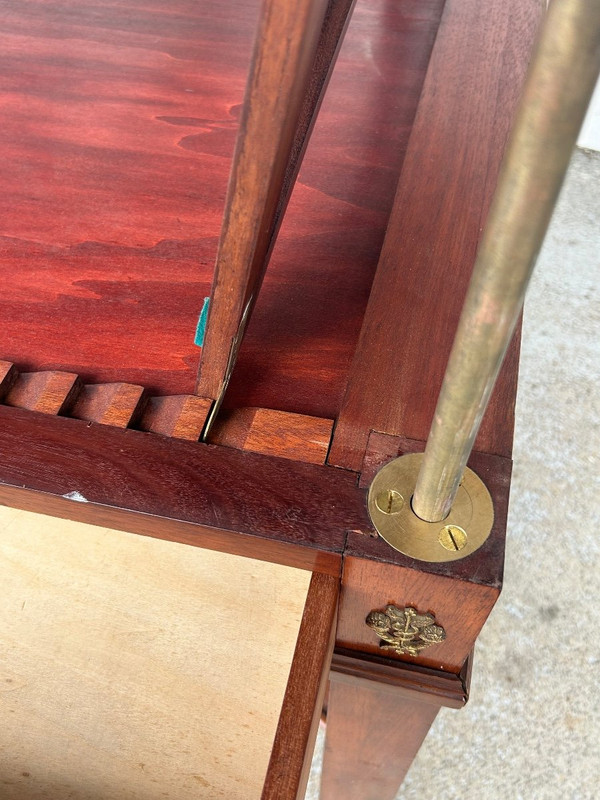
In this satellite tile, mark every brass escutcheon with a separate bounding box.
[367,453,494,562]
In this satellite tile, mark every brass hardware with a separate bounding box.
[367,453,493,562]
[439,525,467,552]
[366,605,446,657]
[411,0,600,523]
[374,489,404,515]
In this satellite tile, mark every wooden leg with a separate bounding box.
[320,676,439,800]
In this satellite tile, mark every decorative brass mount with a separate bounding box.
[366,605,446,657]
[367,453,494,562]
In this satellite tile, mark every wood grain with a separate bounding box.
[0,0,443,420]
[320,675,439,800]
[208,407,333,464]
[329,0,542,471]
[262,573,338,800]
[0,360,18,399]
[71,382,147,428]
[223,0,444,418]
[0,405,371,574]
[336,434,511,672]
[331,649,471,709]
[197,0,350,405]
[138,394,212,440]
[0,504,311,799]
[337,556,498,673]
[5,370,82,415]
[0,482,340,578]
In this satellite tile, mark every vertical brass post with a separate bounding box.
[412,0,600,524]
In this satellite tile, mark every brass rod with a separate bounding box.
[412,0,600,523]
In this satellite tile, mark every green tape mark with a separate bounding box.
[194,297,210,347]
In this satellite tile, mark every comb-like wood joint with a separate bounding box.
[138,395,212,441]
[0,361,18,401]
[208,407,334,465]
[71,383,147,428]
[5,371,82,415]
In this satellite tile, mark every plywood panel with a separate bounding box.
[0,506,311,799]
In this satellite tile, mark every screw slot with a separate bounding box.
[375,489,404,515]
[439,525,467,551]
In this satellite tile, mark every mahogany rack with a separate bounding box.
[0,0,544,796]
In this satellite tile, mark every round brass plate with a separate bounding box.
[367,454,494,562]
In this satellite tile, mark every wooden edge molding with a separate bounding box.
[0,406,368,575]
[330,648,471,709]
[262,573,339,800]
[0,482,341,578]
[0,365,513,597]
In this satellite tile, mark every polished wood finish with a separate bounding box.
[0,0,542,794]
[337,435,511,672]
[337,557,498,673]
[138,394,212,440]
[0,0,443,421]
[208,407,333,464]
[0,405,373,575]
[331,649,471,709]
[263,573,338,800]
[224,0,444,419]
[0,360,18,399]
[197,0,353,405]
[329,0,543,471]
[5,370,82,415]
[321,675,439,800]
[71,382,147,428]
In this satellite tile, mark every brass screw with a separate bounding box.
[439,525,467,551]
[375,489,404,515]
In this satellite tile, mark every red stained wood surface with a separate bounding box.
[5,370,82,415]
[196,0,345,405]
[208,406,333,464]
[223,0,444,417]
[0,0,443,419]
[71,382,147,428]
[0,405,372,574]
[0,360,18,399]
[138,394,212,440]
[329,0,543,470]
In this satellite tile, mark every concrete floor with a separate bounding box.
[307,147,600,799]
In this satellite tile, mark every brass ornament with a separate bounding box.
[366,605,446,657]
[367,453,494,562]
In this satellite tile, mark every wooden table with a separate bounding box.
[0,0,543,796]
